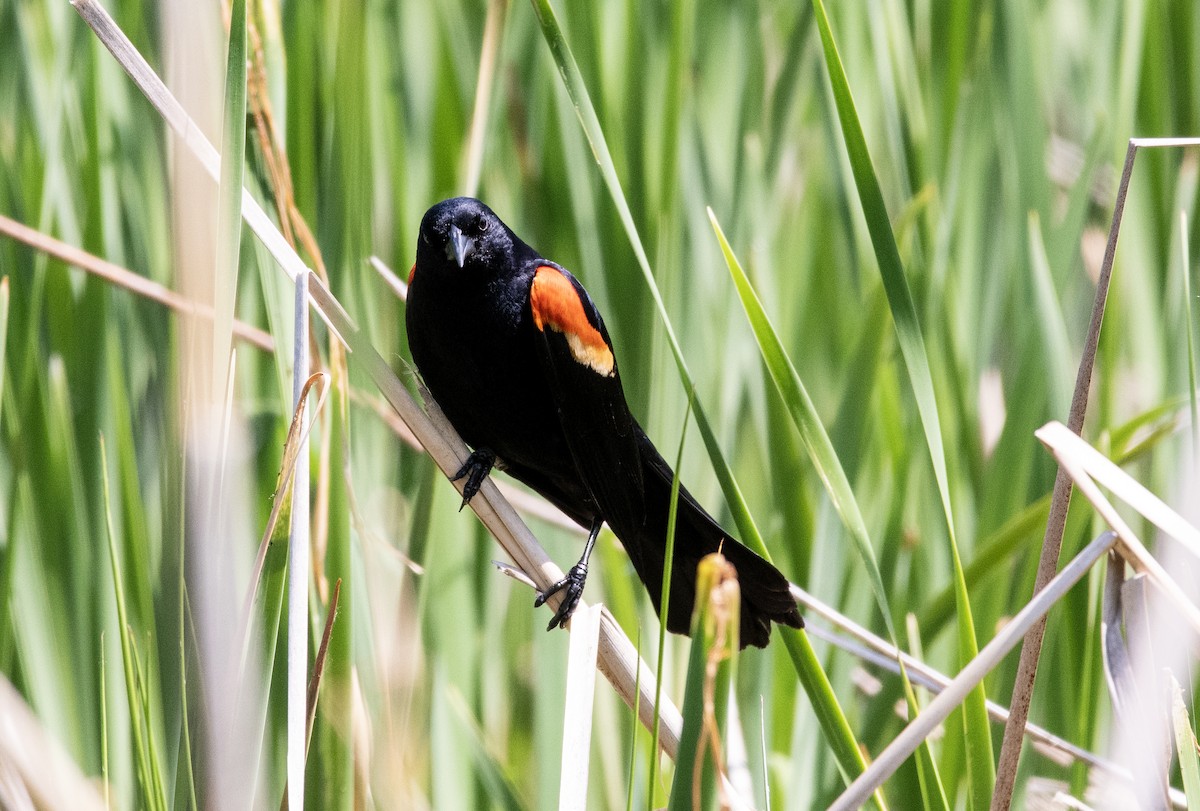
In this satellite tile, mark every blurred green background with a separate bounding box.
[1,0,1198,807]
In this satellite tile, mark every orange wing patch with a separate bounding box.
[530,266,615,377]
[408,263,417,286]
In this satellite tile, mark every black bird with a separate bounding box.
[406,197,802,648]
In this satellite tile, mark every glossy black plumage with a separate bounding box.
[406,197,803,648]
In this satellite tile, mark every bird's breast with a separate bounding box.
[407,269,575,477]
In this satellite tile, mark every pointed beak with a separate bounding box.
[446,224,475,268]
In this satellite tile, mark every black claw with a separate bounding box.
[451,448,496,509]
[535,563,588,631]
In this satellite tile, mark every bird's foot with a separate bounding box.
[535,562,589,631]
[451,448,496,509]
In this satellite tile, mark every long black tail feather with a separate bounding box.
[609,433,804,649]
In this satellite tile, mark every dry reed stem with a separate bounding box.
[558,603,602,811]
[0,214,274,352]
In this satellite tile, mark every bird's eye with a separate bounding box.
[476,216,490,233]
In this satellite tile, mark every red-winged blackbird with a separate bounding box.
[406,197,802,648]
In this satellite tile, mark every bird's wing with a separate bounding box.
[526,264,645,525]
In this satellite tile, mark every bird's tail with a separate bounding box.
[609,437,804,649]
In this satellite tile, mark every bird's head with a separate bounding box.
[416,197,517,274]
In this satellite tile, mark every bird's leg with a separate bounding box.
[451,448,496,509]
[535,517,602,631]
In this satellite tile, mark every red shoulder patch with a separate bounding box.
[529,266,615,377]
[408,263,416,286]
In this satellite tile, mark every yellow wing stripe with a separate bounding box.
[530,266,615,377]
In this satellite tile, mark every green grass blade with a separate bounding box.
[100,435,167,811]
[240,453,290,803]
[810,0,994,802]
[667,554,738,811]
[213,0,248,400]
[690,395,879,800]
[178,613,199,811]
[132,636,169,804]
[529,0,793,576]
[1027,211,1074,417]
[0,278,7,418]
[809,0,956,557]
[709,209,946,811]
[317,386,354,810]
[777,630,882,808]
[1171,675,1200,811]
[100,636,109,810]
[650,399,690,806]
[681,436,879,804]
[707,209,890,641]
[445,686,528,811]
[918,496,1051,637]
[529,4,879,795]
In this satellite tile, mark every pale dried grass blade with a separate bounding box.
[558,603,602,811]
[1036,421,1200,636]
[1036,421,1200,553]
[0,214,274,352]
[1169,675,1200,809]
[241,372,329,625]
[286,271,311,809]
